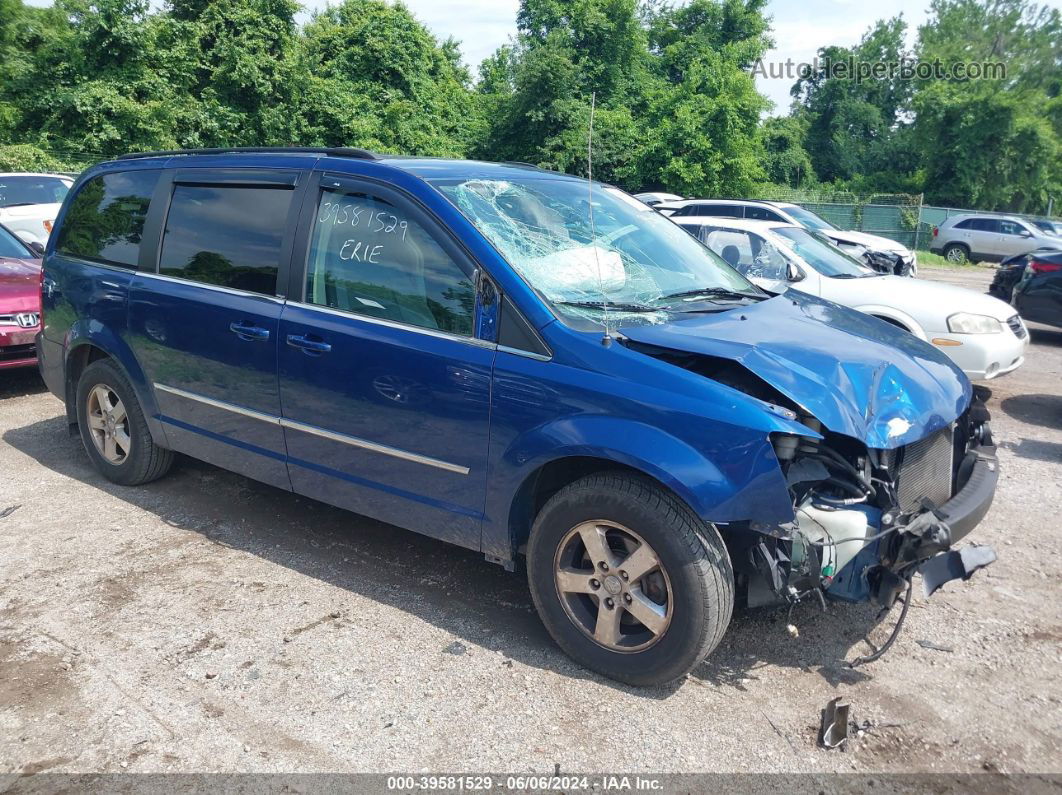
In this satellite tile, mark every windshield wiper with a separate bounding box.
[557,300,662,313]
[660,286,764,302]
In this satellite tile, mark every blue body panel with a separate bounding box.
[41,152,975,567]
[128,276,291,490]
[277,302,494,551]
[620,290,971,450]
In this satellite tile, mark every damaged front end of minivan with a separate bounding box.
[620,294,1000,658]
[749,393,998,614]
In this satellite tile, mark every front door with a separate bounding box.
[277,174,494,550]
[129,168,304,489]
[997,219,1034,259]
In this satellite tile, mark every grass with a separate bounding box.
[916,250,996,269]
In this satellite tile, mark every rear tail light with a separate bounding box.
[932,226,938,237]
[1030,260,1062,274]
[43,219,53,234]
[38,267,45,322]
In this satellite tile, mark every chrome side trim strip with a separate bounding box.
[137,271,286,303]
[278,418,470,475]
[153,383,281,425]
[497,344,552,362]
[286,300,496,350]
[152,382,469,475]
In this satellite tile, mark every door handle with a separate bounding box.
[230,322,271,341]
[286,334,332,354]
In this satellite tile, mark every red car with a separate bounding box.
[0,222,43,369]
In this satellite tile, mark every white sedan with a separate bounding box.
[674,216,1028,381]
[0,172,73,246]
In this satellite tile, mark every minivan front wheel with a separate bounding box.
[76,359,174,486]
[527,473,734,686]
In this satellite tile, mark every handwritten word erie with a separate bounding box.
[339,239,383,264]
[318,201,409,241]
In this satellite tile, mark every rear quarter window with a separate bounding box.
[56,170,161,268]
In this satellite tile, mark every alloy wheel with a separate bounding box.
[553,520,673,652]
[86,384,131,465]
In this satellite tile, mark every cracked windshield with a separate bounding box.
[434,177,764,327]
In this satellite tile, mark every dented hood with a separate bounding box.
[621,291,971,449]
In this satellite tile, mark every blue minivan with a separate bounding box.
[38,148,998,685]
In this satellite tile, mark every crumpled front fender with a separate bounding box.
[502,415,796,526]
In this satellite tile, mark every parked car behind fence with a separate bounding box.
[930,213,1062,265]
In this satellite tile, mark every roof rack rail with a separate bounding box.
[116,146,378,161]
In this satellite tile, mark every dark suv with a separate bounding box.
[38,148,999,685]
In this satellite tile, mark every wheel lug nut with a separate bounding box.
[624,593,632,603]
[604,598,614,609]
[620,570,628,580]
[599,562,609,571]
[589,578,600,589]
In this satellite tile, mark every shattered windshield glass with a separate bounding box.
[432,176,761,328]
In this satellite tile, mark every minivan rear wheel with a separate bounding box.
[527,472,734,686]
[944,243,970,264]
[76,359,174,486]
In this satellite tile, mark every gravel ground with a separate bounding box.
[1,266,1060,776]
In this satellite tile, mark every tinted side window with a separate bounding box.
[56,170,160,268]
[306,187,474,336]
[693,204,740,218]
[745,206,784,221]
[159,185,293,295]
[953,219,976,230]
[971,218,1001,233]
[999,220,1027,236]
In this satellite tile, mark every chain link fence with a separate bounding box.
[753,187,925,250]
[753,186,1061,252]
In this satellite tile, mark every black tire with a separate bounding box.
[527,472,734,686]
[943,243,970,265]
[75,359,174,486]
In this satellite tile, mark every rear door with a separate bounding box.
[128,168,306,489]
[971,218,1002,257]
[277,173,493,550]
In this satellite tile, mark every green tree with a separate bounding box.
[295,0,479,155]
[759,115,814,188]
[637,0,772,195]
[791,17,911,183]
[478,0,772,195]
[912,0,1062,209]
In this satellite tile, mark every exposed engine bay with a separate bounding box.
[627,340,1000,662]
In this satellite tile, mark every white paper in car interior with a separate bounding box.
[522,246,626,298]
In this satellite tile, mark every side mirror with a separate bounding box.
[787,262,805,282]
[28,241,45,257]
[1020,230,1032,238]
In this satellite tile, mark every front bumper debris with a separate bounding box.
[920,544,998,598]
[738,394,1000,664]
